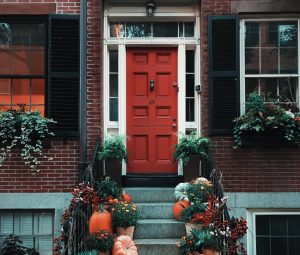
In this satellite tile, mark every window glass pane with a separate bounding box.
[186,98,195,122]
[245,22,259,47]
[31,79,45,105]
[262,22,278,47]
[261,48,278,74]
[186,74,194,97]
[11,24,30,46]
[126,22,151,38]
[245,48,259,74]
[109,74,118,97]
[0,22,11,45]
[109,51,118,72]
[0,214,13,234]
[185,22,194,37]
[0,78,11,105]
[0,50,11,74]
[12,79,30,106]
[245,78,259,99]
[279,22,297,47]
[280,47,298,74]
[109,98,118,121]
[256,215,270,235]
[11,49,31,75]
[110,22,125,38]
[31,23,45,46]
[256,237,270,255]
[186,51,195,73]
[153,22,178,37]
[271,237,288,255]
[260,78,277,100]
[271,215,287,236]
[30,49,45,75]
[288,215,300,236]
[179,22,183,37]
[279,78,297,102]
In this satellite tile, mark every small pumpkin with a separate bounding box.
[174,182,190,201]
[173,200,190,220]
[112,235,138,255]
[89,205,113,233]
[121,193,132,203]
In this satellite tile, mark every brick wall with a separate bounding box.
[200,0,300,192]
[0,0,86,192]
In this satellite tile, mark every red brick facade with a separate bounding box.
[0,0,299,194]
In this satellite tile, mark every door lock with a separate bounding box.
[150,80,155,91]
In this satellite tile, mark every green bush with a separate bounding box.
[98,135,127,162]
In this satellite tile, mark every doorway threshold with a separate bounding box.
[122,174,183,187]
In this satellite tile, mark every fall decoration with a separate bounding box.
[173,200,190,220]
[174,182,190,201]
[85,230,115,253]
[112,235,138,255]
[89,205,113,234]
[111,201,139,229]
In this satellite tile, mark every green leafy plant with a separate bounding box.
[85,230,115,253]
[233,93,300,148]
[0,107,55,172]
[173,132,210,166]
[94,177,121,202]
[98,135,127,162]
[111,201,139,228]
[0,234,40,255]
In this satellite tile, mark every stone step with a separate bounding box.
[134,219,185,239]
[135,239,181,255]
[124,187,175,203]
[137,202,174,219]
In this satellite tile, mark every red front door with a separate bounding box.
[126,48,178,174]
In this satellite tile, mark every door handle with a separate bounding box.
[172,124,177,128]
[150,80,154,91]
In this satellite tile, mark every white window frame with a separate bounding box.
[247,209,300,255]
[240,18,300,114]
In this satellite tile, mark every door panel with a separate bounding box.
[126,48,178,173]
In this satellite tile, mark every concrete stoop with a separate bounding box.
[125,188,184,255]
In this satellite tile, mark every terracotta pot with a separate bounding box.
[116,226,135,239]
[97,251,109,255]
[185,223,203,235]
[203,249,220,255]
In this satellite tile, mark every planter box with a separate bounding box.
[105,159,122,187]
[240,134,299,148]
[183,155,202,182]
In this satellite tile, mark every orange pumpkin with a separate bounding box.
[89,205,113,233]
[112,235,138,255]
[173,200,190,220]
[122,193,132,203]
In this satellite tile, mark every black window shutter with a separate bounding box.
[48,14,80,136]
[208,16,240,134]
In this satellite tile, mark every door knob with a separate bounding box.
[172,124,177,128]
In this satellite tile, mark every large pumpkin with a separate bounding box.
[121,193,132,203]
[173,200,190,220]
[89,205,113,233]
[112,235,138,255]
[174,182,190,201]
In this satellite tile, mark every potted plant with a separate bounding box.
[0,107,55,173]
[94,177,121,203]
[85,230,115,255]
[233,93,300,148]
[174,132,210,182]
[111,201,139,239]
[98,135,127,186]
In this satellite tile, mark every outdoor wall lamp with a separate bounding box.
[146,0,156,17]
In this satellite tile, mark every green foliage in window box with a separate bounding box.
[233,93,300,148]
[111,201,140,228]
[0,234,40,255]
[173,132,210,166]
[98,135,127,163]
[0,107,55,172]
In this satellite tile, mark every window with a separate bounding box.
[109,50,118,122]
[255,214,300,255]
[110,21,195,38]
[186,50,195,122]
[0,211,53,255]
[242,20,299,110]
[0,16,80,134]
[0,19,46,115]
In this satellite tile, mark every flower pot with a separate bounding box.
[185,223,203,235]
[183,155,202,182]
[203,249,220,255]
[116,226,135,239]
[97,251,109,255]
[105,159,122,187]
